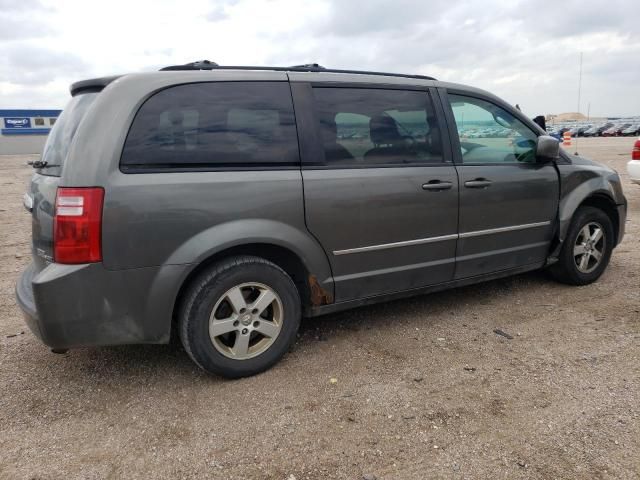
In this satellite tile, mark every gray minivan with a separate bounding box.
[16,62,627,378]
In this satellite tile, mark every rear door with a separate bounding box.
[442,91,559,278]
[26,92,99,272]
[292,82,459,302]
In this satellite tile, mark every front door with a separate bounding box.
[293,83,459,301]
[443,92,560,278]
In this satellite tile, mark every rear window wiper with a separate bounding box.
[27,160,48,169]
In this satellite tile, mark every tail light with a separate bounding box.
[54,187,104,264]
[633,139,640,161]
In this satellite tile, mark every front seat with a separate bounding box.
[364,114,415,163]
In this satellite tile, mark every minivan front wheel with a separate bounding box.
[549,206,614,285]
[179,256,301,378]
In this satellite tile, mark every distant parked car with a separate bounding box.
[605,124,632,137]
[576,125,591,137]
[621,124,640,136]
[602,127,617,137]
[568,126,589,137]
[548,132,562,141]
[628,138,640,184]
[584,123,614,137]
[616,124,632,136]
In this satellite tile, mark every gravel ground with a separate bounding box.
[0,137,638,480]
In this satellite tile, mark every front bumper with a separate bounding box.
[628,160,640,184]
[616,203,627,247]
[15,261,188,349]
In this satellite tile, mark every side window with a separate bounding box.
[448,94,538,164]
[312,87,443,167]
[121,82,299,171]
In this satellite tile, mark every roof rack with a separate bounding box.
[159,60,436,81]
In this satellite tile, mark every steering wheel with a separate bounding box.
[513,139,537,162]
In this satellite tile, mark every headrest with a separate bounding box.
[369,114,402,145]
[321,117,338,141]
[168,110,184,125]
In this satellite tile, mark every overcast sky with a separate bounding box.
[1,0,638,117]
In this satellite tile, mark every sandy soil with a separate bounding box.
[0,137,638,479]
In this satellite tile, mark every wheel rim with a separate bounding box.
[573,221,606,274]
[209,282,283,360]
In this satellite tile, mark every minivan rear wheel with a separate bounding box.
[549,206,614,285]
[179,256,301,378]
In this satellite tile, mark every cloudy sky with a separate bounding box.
[1,0,638,117]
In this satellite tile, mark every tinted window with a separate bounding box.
[121,82,299,171]
[312,88,443,167]
[448,94,538,164]
[40,92,98,175]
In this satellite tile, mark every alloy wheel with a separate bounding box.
[573,222,606,274]
[209,282,283,360]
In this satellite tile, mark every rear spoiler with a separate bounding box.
[70,75,122,96]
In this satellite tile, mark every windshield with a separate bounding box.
[40,92,98,174]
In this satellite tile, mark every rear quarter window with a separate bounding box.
[120,82,299,172]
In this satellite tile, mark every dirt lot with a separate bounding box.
[0,137,638,479]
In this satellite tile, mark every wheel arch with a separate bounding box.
[170,239,334,339]
[577,194,620,245]
[551,189,620,261]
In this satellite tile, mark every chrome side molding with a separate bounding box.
[333,234,458,256]
[458,221,551,239]
[333,221,551,256]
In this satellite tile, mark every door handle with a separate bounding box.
[422,180,453,191]
[464,178,492,188]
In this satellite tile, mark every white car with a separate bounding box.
[628,137,640,184]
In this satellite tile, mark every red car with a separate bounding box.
[602,124,631,137]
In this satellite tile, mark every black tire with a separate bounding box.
[179,255,301,378]
[549,206,614,285]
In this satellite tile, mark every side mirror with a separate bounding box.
[536,135,560,161]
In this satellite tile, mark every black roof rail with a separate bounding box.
[288,63,326,70]
[159,61,436,81]
[160,60,219,71]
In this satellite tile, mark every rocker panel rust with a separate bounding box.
[308,274,333,306]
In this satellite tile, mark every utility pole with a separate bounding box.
[575,52,583,155]
[577,52,583,116]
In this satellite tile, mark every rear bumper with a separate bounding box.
[15,261,189,349]
[16,263,42,340]
[628,160,640,184]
